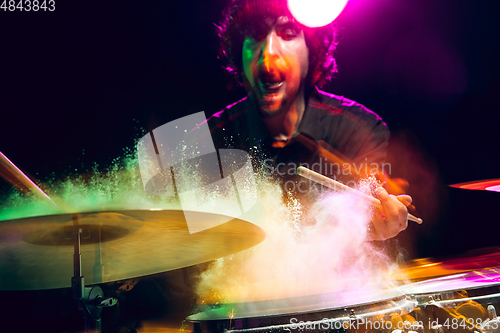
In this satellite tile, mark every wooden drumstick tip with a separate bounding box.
[412,216,423,224]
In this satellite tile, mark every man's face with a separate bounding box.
[242,16,309,116]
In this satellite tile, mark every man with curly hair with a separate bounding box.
[208,0,412,240]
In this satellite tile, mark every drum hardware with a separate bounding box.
[399,269,500,333]
[478,305,500,333]
[406,291,500,309]
[71,213,118,333]
[487,305,496,319]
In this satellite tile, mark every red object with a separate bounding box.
[449,179,500,192]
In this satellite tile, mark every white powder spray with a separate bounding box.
[196,176,401,308]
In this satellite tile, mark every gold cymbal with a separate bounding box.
[0,210,266,290]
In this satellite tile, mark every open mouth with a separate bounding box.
[260,80,284,93]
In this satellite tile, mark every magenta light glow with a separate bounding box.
[450,179,500,192]
[485,185,500,193]
[288,0,349,28]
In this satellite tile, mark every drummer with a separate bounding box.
[207,0,413,241]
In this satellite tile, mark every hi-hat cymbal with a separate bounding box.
[0,210,266,290]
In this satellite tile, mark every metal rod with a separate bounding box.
[0,150,56,206]
[72,213,84,300]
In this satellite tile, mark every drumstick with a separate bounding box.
[0,150,57,206]
[296,166,423,224]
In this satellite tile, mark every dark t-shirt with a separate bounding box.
[207,87,389,179]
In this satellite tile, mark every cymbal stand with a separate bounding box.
[72,214,117,333]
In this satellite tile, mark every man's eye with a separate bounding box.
[280,29,298,40]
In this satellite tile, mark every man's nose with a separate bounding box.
[261,33,279,71]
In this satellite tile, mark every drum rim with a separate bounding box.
[188,291,414,322]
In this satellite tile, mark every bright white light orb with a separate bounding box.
[288,0,349,28]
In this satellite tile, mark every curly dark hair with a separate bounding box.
[217,0,339,88]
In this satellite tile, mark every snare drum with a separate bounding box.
[188,287,417,332]
[399,269,500,333]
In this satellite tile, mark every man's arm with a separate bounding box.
[331,103,414,240]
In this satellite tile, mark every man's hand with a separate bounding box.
[368,187,412,241]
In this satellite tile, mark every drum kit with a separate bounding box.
[1,149,500,333]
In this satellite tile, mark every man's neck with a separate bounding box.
[262,88,306,147]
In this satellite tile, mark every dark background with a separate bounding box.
[1,0,499,258]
